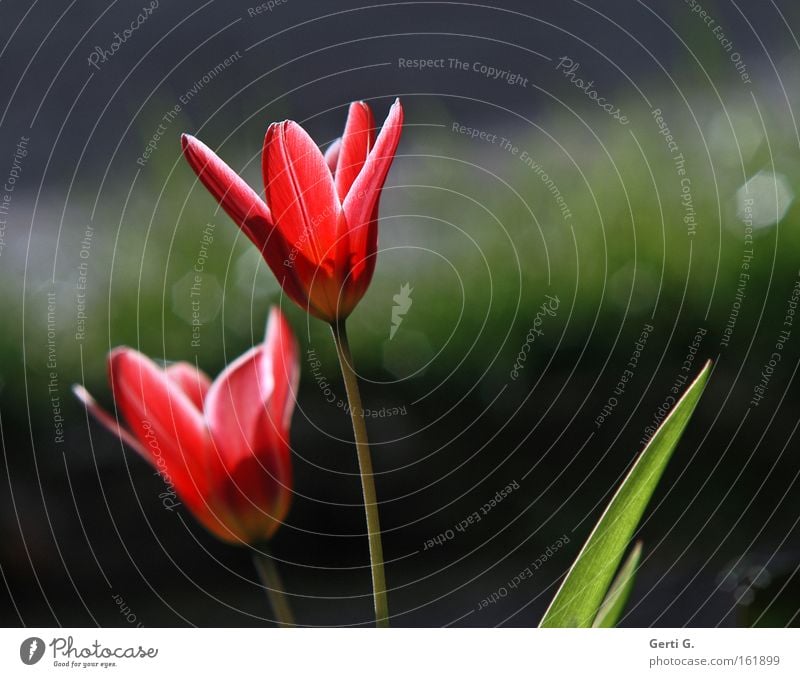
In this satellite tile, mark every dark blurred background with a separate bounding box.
[1,0,800,627]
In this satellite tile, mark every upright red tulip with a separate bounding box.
[181,99,403,322]
[73,308,299,545]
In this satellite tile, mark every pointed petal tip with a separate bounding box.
[324,137,342,174]
[107,347,161,389]
[263,305,299,430]
[72,382,102,417]
[265,305,293,345]
[181,133,196,153]
[72,383,91,404]
[390,98,404,120]
[267,119,291,133]
[108,345,135,367]
[72,380,152,459]
[263,120,289,147]
[265,307,279,339]
[180,133,200,154]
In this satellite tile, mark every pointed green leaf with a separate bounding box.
[592,541,643,627]
[539,360,711,627]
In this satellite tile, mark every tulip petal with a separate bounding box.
[334,101,376,201]
[181,134,273,251]
[108,348,211,499]
[342,99,403,286]
[75,373,237,543]
[202,308,298,543]
[204,308,297,478]
[107,349,245,542]
[72,384,150,460]
[202,348,293,543]
[215,451,292,542]
[165,362,212,411]
[263,121,341,269]
[204,348,270,470]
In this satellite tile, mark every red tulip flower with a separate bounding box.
[181,99,403,323]
[73,308,299,545]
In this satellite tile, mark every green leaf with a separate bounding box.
[592,541,643,627]
[539,360,711,628]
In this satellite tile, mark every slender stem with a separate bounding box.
[253,548,295,627]
[331,320,389,627]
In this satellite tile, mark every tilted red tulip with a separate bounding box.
[73,308,299,545]
[181,99,403,322]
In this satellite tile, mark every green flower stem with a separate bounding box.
[331,320,389,628]
[253,548,295,627]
